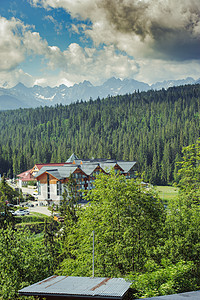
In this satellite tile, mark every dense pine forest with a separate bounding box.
[0,84,200,184]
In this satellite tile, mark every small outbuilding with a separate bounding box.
[18,275,132,300]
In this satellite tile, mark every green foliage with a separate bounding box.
[0,175,18,202]
[0,84,200,184]
[56,177,81,270]
[15,213,49,224]
[0,227,54,299]
[16,222,45,234]
[176,139,200,204]
[155,186,179,202]
[43,218,60,272]
[132,260,199,298]
[57,171,165,277]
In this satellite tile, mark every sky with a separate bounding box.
[0,0,200,88]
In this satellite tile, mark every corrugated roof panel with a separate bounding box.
[19,276,132,298]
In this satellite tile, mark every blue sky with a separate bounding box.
[0,0,200,88]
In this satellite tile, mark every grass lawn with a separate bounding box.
[155,185,179,202]
[15,212,50,224]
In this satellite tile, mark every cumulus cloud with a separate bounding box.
[30,0,200,60]
[0,16,139,87]
[2,0,200,88]
[0,16,49,72]
[44,43,139,85]
[0,17,25,71]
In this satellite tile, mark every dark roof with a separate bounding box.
[135,290,200,300]
[35,165,78,180]
[35,159,137,180]
[19,276,132,299]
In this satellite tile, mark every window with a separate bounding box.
[57,181,62,196]
[38,182,41,195]
[47,174,50,199]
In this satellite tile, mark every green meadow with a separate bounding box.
[155,185,179,202]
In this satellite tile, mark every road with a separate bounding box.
[29,206,52,216]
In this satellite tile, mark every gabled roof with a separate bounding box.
[117,162,136,173]
[35,165,81,180]
[98,162,117,171]
[19,276,132,299]
[17,169,36,181]
[31,163,67,172]
[17,169,32,177]
[66,153,79,163]
[35,160,137,180]
[81,164,101,176]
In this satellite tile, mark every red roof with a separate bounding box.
[17,163,73,181]
[17,169,36,181]
[33,163,71,171]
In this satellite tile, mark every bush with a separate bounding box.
[15,214,49,224]
[0,227,54,299]
[131,260,199,298]
[15,222,45,234]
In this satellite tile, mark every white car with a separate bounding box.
[13,209,30,216]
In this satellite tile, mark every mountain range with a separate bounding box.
[0,77,199,110]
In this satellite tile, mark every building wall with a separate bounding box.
[37,173,63,205]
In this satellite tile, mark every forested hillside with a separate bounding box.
[0,84,200,184]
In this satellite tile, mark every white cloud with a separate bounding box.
[30,0,200,60]
[0,69,35,88]
[135,59,200,84]
[1,0,200,88]
[0,16,50,71]
[0,17,25,71]
[0,15,139,87]
[44,43,139,85]
[44,15,63,34]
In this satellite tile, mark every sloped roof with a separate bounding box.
[116,162,136,173]
[81,164,100,175]
[17,169,32,177]
[82,159,116,163]
[19,276,132,299]
[66,153,79,163]
[98,162,117,171]
[35,160,137,180]
[35,165,80,180]
[17,169,36,181]
[32,163,67,171]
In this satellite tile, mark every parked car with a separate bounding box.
[22,209,30,215]
[13,209,30,216]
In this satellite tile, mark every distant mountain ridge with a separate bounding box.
[0,77,199,110]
